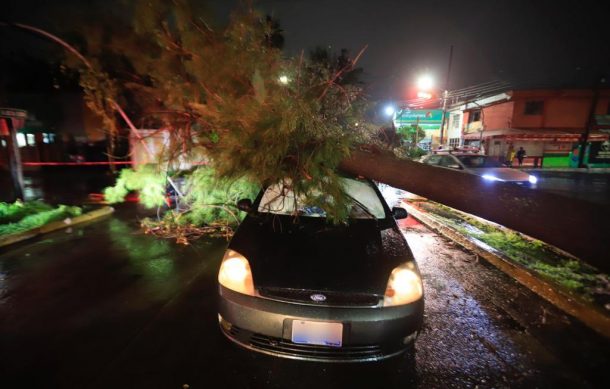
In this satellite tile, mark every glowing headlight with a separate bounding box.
[482,174,501,182]
[218,249,255,296]
[383,262,423,306]
[528,175,538,184]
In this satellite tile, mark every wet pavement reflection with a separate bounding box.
[1,205,608,388]
[533,171,610,206]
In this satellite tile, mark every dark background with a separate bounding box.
[2,0,609,102]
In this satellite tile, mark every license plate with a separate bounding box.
[291,320,343,347]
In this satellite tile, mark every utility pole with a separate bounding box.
[578,77,605,168]
[438,45,453,147]
[0,108,27,200]
[414,116,420,148]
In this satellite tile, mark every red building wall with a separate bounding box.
[508,89,610,130]
[482,102,514,129]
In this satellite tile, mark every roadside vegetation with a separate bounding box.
[0,201,82,236]
[419,201,610,308]
[104,166,258,243]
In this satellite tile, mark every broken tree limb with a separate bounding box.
[340,148,610,272]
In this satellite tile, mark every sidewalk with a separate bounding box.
[522,167,610,173]
[0,206,114,248]
[401,197,610,339]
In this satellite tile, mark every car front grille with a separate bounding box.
[258,287,380,307]
[225,322,390,362]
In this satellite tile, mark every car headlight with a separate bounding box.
[482,174,502,182]
[218,249,255,296]
[383,262,423,306]
[528,175,538,184]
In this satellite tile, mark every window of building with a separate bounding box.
[468,110,481,123]
[43,133,50,144]
[449,137,460,148]
[17,133,27,147]
[26,133,35,145]
[524,101,544,115]
[451,114,461,130]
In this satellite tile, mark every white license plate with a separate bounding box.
[291,320,343,347]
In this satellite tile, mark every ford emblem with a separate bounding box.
[310,293,327,302]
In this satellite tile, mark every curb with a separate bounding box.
[402,201,610,340]
[0,206,114,248]
[522,168,610,173]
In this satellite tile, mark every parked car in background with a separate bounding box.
[217,176,424,362]
[420,152,538,186]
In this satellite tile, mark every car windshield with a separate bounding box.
[257,178,386,219]
[456,155,502,168]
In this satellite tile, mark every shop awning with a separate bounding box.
[464,128,609,142]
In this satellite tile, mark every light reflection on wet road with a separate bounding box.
[0,205,608,388]
[532,171,610,206]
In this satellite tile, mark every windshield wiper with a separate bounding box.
[344,193,376,219]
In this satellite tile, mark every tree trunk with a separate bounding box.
[2,118,25,201]
[340,148,610,272]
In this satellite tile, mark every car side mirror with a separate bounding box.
[237,199,253,212]
[392,207,408,220]
[447,164,462,170]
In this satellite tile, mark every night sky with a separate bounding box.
[2,0,609,101]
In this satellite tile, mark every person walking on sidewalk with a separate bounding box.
[516,147,526,166]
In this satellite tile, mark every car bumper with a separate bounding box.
[218,286,424,362]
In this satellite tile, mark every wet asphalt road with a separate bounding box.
[531,170,610,207]
[1,205,608,388]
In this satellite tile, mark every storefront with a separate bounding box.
[393,109,443,150]
[463,129,609,167]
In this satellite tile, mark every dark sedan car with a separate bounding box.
[217,177,424,362]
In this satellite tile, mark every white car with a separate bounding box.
[420,153,538,186]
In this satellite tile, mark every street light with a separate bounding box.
[278,75,290,85]
[416,74,434,91]
[384,105,396,116]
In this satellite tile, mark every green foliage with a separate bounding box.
[104,164,258,226]
[394,125,427,160]
[529,261,598,293]
[0,203,82,236]
[178,166,259,226]
[424,202,608,302]
[65,0,376,223]
[104,165,167,208]
[397,125,426,145]
[0,200,53,224]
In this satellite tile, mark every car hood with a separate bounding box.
[228,215,413,295]
[470,167,531,182]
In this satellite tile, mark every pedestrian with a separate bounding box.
[516,147,526,166]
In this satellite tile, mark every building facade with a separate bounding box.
[393,109,445,150]
[448,89,610,167]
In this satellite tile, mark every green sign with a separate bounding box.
[393,109,443,131]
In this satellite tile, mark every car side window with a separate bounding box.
[424,155,442,165]
[438,156,459,168]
